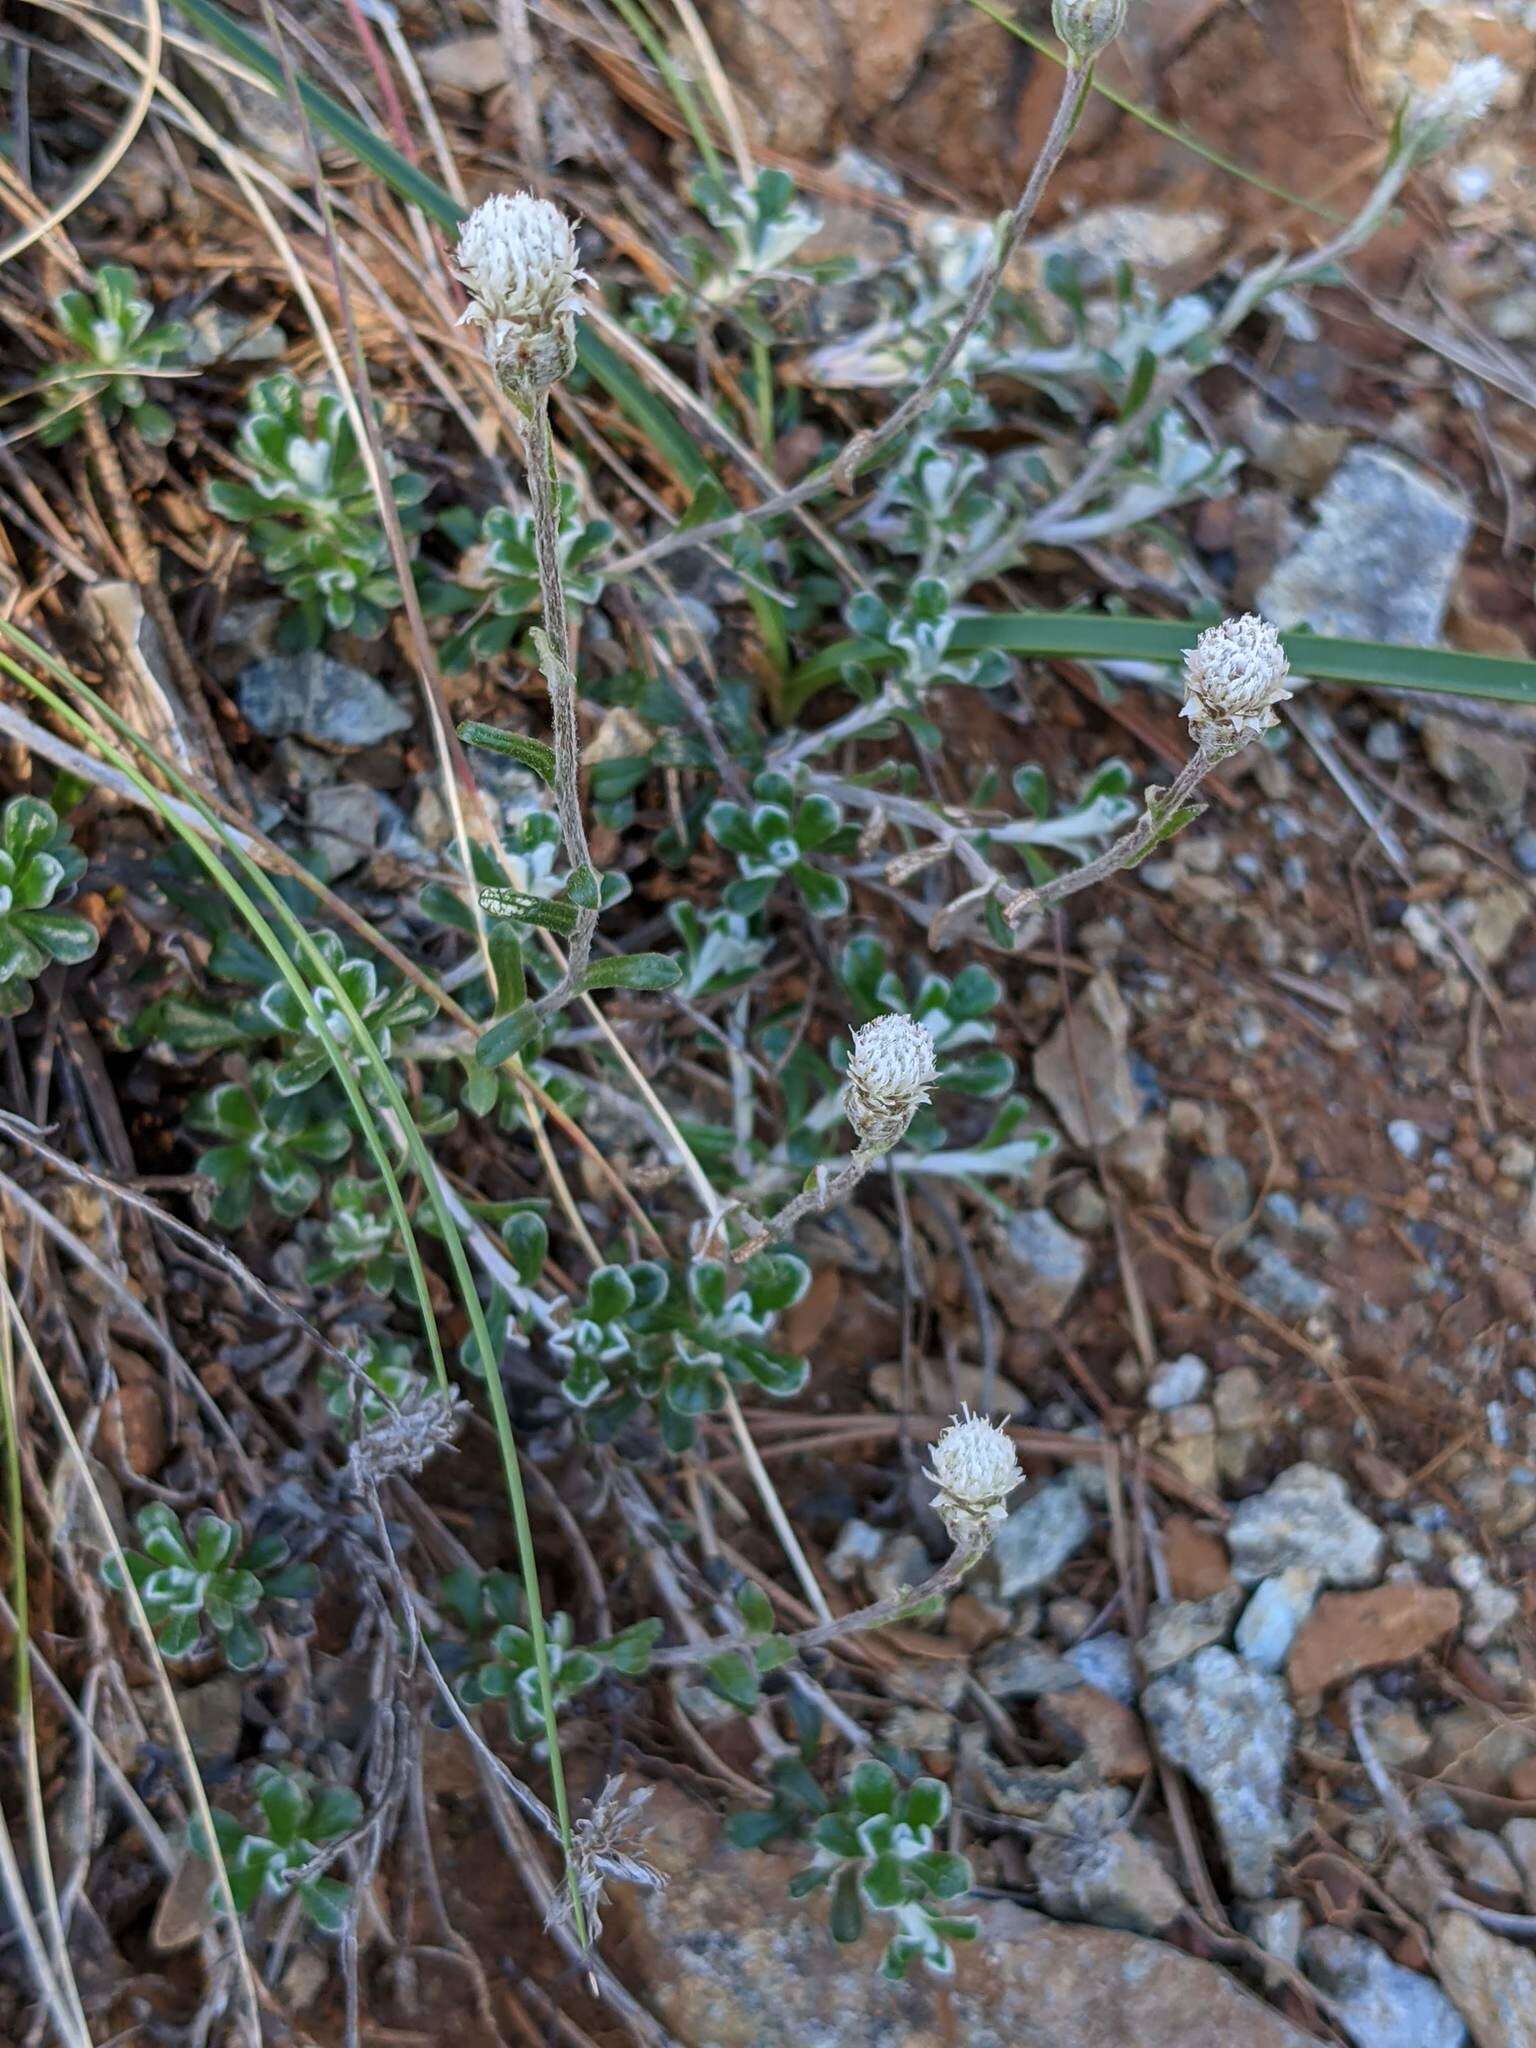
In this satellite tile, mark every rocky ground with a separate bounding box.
[4,0,1536,2043]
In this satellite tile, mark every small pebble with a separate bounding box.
[1148,1353,1209,1411]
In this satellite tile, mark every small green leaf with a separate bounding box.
[706,1650,761,1713]
[475,1004,540,1066]
[736,1581,775,1637]
[476,887,579,936]
[577,953,682,993]
[456,721,556,783]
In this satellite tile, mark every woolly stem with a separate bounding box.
[519,390,598,988]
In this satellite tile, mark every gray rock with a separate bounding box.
[1501,1819,1536,1913]
[238,653,411,749]
[1065,1631,1137,1704]
[1185,1157,1253,1236]
[1257,446,1472,647]
[1423,719,1529,822]
[1387,1119,1423,1161]
[1236,1570,1320,1672]
[1442,1827,1522,1905]
[1227,1464,1386,1587]
[176,1673,244,1763]
[1246,1898,1307,1969]
[304,781,384,877]
[1244,1238,1335,1320]
[1433,1911,1536,2048]
[1030,1796,1188,1936]
[978,1639,1084,1701]
[1024,204,1227,293]
[1302,1927,1466,2048]
[825,1517,884,1585]
[1149,1354,1209,1411]
[996,1208,1090,1327]
[1033,971,1140,1148]
[992,1475,1093,1600]
[1139,1587,1243,1677]
[1142,1647,1294,1897]
[622,1784,1321,2047]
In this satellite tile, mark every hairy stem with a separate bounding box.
[1003,746,1214,927]
[521,391,598,987]
[653,1537,984,1671]
[602,56,1091,580]
[732,1144,886,1262]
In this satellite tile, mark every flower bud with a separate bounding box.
[1179,613,1291,756]
[1051,0,1128,64]
[925,1405,1023,1551]
[455,192,585,400]
[1404,57,1506,160]
[843,1013,937,1152]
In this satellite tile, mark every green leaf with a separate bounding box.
[735,1581,775,1636]
[859,1852,907,1911]
[790,611,1536,709]
[728,1809,788,1850]
[299,1876,351,1934]
[502,1209,548,1286]
[256,1770,308,1846]
[577,953,682,993]
[828,1866,864,1944]
[476,887,579,936]
[848,1760,896,1818]
[475,1004,540,1067]
[902,1776,948,1830]
[457,721,556,783]
[705,1650,761,1713]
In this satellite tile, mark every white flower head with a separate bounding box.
[1179,613,1291,755]
[925,1405,1023,1552]
[1407,57,1506,155]
[1051,0,1128,63]
[455,192,586,398]
[844,1012,938,1152]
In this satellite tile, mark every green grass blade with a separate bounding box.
[787,611,1536,711]
[0,622,584,1929]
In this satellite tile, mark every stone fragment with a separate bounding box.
[1301,1926,1467,2048]
[1434,1910,1536,2048]
[1258,446,1473,647]
[991,1475,1092,1600]
[1227,1464,1386,1587]
[238,652,411,749]
[1286,1584,1460,1696]
[1033,972,1141,1148]
[1143,1646,1293,1898]
[995,1208,1091,1326]
[1038,1686,1152,1783]
[1138,1586,1243,1677]
[613,1786,1319,2046]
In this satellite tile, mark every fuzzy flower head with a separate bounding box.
[1051,0,1128,64]
[844,1012,938,1152]
[455,192,585,399]
[1179,613,1291,756]
[544,1777,665,1943]
[925,1405,1023,1552]
[1405,57,1507,159]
